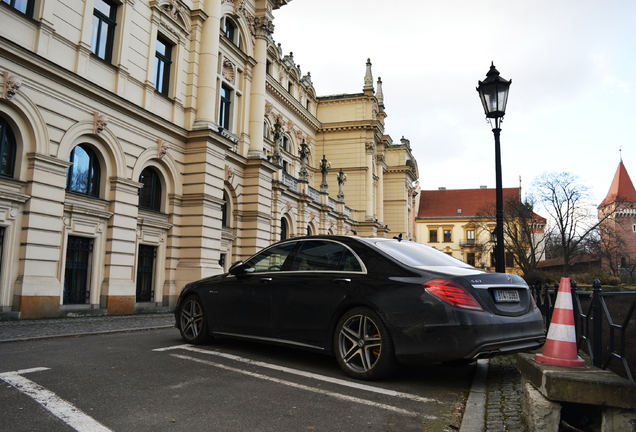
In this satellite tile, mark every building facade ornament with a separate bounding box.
[222,58,236,84]
[253,16,274,40]
[157,139,169,159]
[320,155,330,193]
[3,72,22,101]
[298,139,310,182]
[225,165,235,182]
[93,112,108,135]
[337,169,347,201]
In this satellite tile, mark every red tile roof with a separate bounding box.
[599,162,636,207]
[418,187,520,218]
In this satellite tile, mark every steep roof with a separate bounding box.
[599,162,636,208]
[417,187,520,218]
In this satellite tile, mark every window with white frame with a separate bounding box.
[219,84,232,130]
[154,35,172,96]
[221,16,241,48]
[91,0,118,62]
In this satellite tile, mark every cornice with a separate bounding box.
[266,76,320,130]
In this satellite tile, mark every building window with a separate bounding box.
[0,227,5,284]
[136,244,156,302]
[67,144,100,197]
[221,190,230,227]
[154,36,172,96]
[287,81,293,94]
[282,135,290,152]
[281,218,288,241]
[466,230,475,245]
[219,84,232,130]
[138,167,162,212]
[3,0,34,16]
[219,253,226,271]
[466,252,475,266]
[91,0,117,62]
[0,117,16,178]
[64,236,93,305]
[222,16,240,47]
[429,229,438,243]
[505,252,514,269]
[443,229,452,242]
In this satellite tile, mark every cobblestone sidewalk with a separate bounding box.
[485,355,527,432]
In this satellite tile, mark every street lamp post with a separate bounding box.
[477,62,511,273]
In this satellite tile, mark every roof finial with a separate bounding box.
[620,146,623,163]
[376,77,384,109]
[363,58,374,95]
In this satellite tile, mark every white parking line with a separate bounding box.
[155,344,437,404]
[171,353,434,419]
[0,367,112,432]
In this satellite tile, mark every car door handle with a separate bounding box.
[260,278,273,283]
[334,278,351,284]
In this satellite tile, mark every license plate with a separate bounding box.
[494,289,520,302]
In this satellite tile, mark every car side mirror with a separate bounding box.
[228,260,248,275]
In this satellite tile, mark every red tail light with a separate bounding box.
[423,279,483,311]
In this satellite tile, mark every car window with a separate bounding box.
[290,240,362,272]
[244,242,296,273]
[373,240,472,268]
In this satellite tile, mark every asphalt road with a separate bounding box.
[0,328,474,431]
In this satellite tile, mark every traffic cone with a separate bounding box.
[534,277,586,368]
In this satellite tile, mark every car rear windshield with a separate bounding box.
[373,240,473,268]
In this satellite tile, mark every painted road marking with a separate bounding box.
[0,367,112,432]
[155,344,438,418]
[155,344,437,404]
[171,353,433,418]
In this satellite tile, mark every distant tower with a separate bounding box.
[597,161,636,274]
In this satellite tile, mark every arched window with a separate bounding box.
[221,190,230,227]
[222,17,240,47]
[281,218,288,241]
[0,117,17,178]
[67,144,100,197]
[138,167,162,211]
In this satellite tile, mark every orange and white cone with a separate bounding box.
[534,277,586,368]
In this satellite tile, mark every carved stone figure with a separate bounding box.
[94,112,108,135]
[3,73,22,101]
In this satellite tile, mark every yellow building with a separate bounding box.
[415,187,544,274]
[0,0,418,319]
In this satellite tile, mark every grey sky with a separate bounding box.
[273,0,636,205]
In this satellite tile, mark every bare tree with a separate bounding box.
[530,171,614,272]
[476,195,548,275]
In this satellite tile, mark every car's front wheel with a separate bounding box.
[334,307,397,380]
[178,295,212,344]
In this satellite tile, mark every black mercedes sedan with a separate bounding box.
[175,235,545,380]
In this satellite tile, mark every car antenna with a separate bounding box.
[393,233,403,242]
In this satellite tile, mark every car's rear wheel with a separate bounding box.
[179,295,212,344]
[334,307,397,380]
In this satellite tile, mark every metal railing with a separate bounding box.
[532,279,636,382]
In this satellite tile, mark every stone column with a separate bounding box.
[100,177,143,315]
[193,0,222,130]
[247,17,274,158]
[14,154,69,319]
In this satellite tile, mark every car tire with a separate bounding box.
[178,295,212,344]
[334,307,398,380]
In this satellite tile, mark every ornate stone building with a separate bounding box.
[0,0,418,319]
